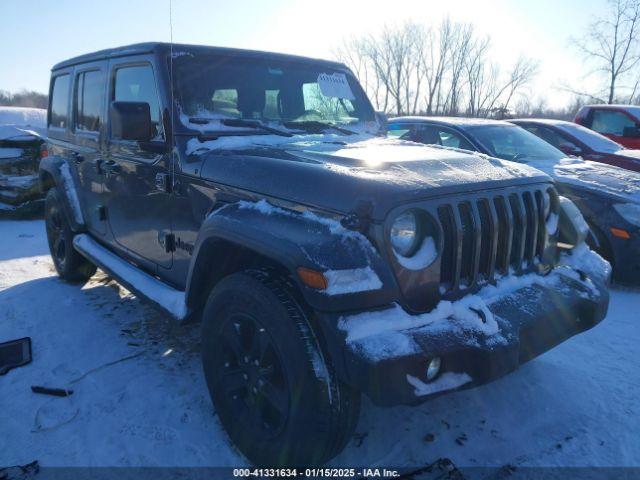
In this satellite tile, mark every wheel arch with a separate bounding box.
[184,201,399,316]
[39,155,85,232]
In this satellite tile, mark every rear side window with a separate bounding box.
[50,74,70,128]
[113,65,162,139]
[75,70,104,133]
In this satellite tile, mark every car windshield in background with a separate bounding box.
[556,122,623,153]
[467,124,566,162]
[172,54,375,131]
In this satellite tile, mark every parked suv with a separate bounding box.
[575,104,640,150]
[41,43,610,466]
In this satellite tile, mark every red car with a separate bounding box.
[511,118,640,173]
[575,104,640,149]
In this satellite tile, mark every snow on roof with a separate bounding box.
[0,107,46,128]
[0,107,47,141]
[390,116,515,127]
[510,118,574,126]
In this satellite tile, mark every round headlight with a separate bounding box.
[390,211,419,257]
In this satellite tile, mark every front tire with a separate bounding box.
[201,270,360,466]
[44,188,96,283]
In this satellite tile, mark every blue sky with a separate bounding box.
[1,0,607,107]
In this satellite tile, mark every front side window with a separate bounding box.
[75,70,103,133]
[113,65,162,139]
[592,110,636,136]
[468,125,566,163]
[173,54,375,131]
[50,74,70,129]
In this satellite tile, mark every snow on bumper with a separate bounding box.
[336,246,610,406]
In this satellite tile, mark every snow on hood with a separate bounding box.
[190,132,544,184]
[289,137,546,187]
[528,157,640,203]
[196,135,551,220]
[0,107,46,141]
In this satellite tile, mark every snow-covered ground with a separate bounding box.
[1,220,639,471]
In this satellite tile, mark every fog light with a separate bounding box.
[426,357,442,381]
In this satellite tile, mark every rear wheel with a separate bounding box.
[45,188,96,283]
[201,270,360,466]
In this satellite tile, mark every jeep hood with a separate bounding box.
[529,157,640,203]
[196,136,550,219]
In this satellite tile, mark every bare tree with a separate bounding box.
[571,0,640,103]
[335,19,537,117]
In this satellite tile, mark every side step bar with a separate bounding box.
[73,234,189,321]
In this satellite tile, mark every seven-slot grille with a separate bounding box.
[437,188,551,293]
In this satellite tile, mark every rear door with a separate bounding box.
[103,58,173,270]
[70,62,108,236]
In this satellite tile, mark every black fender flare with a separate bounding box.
[184,201,400,314]
[39,155,85,232]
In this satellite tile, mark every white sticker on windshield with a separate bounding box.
[317,73,355,100]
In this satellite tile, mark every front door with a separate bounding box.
[103,60,173,269]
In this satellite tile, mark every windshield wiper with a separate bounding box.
[220,118,292,137]
[283,120,356,136]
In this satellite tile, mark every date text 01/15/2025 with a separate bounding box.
[232,468,400,477]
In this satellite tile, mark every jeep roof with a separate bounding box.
[51,42,346,71]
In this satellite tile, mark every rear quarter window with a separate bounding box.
[49,74,70,129]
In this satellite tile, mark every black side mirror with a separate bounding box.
[110,101,152,142]
[623,125,640,138]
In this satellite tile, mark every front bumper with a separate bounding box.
[325,269,609,407]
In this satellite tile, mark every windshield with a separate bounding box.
[172,53,376,131]
[555,122,623,153]
[467,124,566,162]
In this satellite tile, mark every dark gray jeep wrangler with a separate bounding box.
[40,42,610,466]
